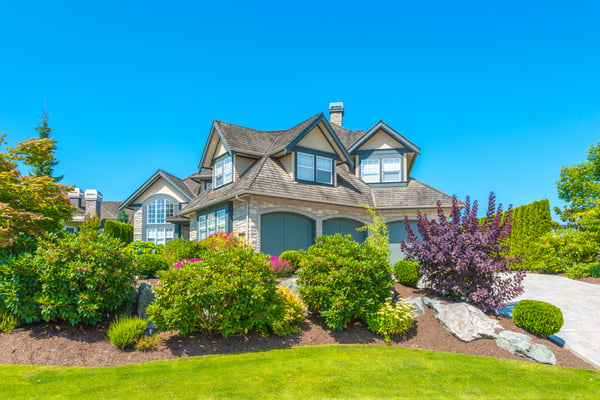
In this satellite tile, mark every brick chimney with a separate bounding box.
[84,189,103,218]
[329,102,344,126]
[67,187,83,209]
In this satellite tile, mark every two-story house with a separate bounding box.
[120,103,454,263]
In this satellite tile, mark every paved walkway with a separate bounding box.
[512,274,600,368]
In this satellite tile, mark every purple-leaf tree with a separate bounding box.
[401,192,525,312]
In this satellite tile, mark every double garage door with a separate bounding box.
[260,213,366,257]
[260,212,417,264]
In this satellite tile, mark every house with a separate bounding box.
[120,103,454,263]
[65,187,133,232]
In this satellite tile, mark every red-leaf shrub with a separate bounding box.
[401,193,525,312]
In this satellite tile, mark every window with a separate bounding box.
[382,158,401,182]
[296,151,334,184]
[361,159,380,183]
[197,206,229,240]
[147,199,174,224]
[147,227,174,245]
[361,157,402,183]
[214,155,233,188]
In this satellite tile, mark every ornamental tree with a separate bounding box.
[0,134,73,251]
[401,193,525,312]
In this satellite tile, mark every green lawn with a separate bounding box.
[1,345,598,399]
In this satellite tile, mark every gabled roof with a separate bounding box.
[120,169,196,210]
[348,120,421,154]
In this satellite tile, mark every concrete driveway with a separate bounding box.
[512,274,600,368]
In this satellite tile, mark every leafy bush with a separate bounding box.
[103,220,133,244]
[107,316,148,350]
[279,250,302,270]
[0,232,136,325]
[270,284,305,336]
[531,229,600,275]
[135,334,161,351]
[402,193,525,312]
[163,238,206,266]
[513,300,564,336]
[393,260,421,287]
[365,298,413,343]
[269,256,294,278]
[133,254,169,278]
[147,247,282,337]
[566,262,600,279]
[0,303,19,333]
[171,258,203,268]
[298,233,392,331]
[199,231,245,250]
[123,240,163,257]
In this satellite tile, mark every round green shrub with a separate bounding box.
[279,250,302,270]
[134,253,169,278]
[298,234,392,331]
[393,260,421,287]
[365,297,414,343]
[513,300,564,336]
[107,316,148,350]
[163,238,206,266]
[148,247,291,337]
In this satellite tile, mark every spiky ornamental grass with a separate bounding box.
[402,193,526,312]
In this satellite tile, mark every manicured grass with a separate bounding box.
[1,345,598,399]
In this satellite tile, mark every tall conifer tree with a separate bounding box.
[31,104,63,182]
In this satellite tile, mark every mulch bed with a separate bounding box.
[0,283,596,369]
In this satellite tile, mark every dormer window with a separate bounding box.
[359,152,404,184]
[296,151,333,185]
[214,155,233,188]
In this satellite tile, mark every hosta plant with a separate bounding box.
[402,193,525,312]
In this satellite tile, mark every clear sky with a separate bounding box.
[1,1,599,219]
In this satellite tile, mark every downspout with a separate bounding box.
[235,195,250,245]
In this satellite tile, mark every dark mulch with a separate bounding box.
[0,283,596,369]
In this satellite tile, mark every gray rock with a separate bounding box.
[122,291,138,317]
[495,330,556,365]
[433,302,503,342]
[279,277,299,294]
[423,297,443,311]
[409,297,426,318]
[137,282,156,320]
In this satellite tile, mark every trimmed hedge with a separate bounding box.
[393,260,421,287]
[104,220,133,244]
[513,300,564,336]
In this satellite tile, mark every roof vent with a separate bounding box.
[329,102,344,126]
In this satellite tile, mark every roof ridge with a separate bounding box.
[243,156,270,191]
[408,178,456,201]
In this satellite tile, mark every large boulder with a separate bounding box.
[137,282,156,320]
[409,297,426,318]
[495,330,556,365]
[432,302,503,342]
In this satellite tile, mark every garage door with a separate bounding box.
[388,220,420,265]
[261,212,315,256]
[322,218,366,243]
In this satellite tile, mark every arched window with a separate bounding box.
[147,199,174,224]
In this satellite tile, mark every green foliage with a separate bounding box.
[531,229,600,275]
[0,134,74,251]
[123,240,163,257]
[134,254,169,278]
[148,247,282,337]
[565,262,600,279]
[163,238,205,266]
[103,220,133,244]
[30,106,62,182]
[298,233,392,331]
[513,300,564,336]
[135,334,161,351]
[81,216,101,234]
[270,284,305,336]
[0,302,19,333]
[107,316,148,350]
[393,260,421,287]
[198,231,246,250]
[279,250,302,269]
[555,141,600,225]
[0,231,136,325]
[365,298,414,343]
[116,209,129,223]
[500,199,553,269]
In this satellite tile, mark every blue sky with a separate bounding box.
[1,1,599,219]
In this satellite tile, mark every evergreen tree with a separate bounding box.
[116,209,129,223]
[31,104,63,182]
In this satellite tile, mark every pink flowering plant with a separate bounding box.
[269,256,294,277]
[171,258,203,269]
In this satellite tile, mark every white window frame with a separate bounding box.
[198,207,228,240]
[382,158,401,182]
[146,227,174,245]
[361,159,380,183]
[296,152,314,181]
[214,155,233,189]
[147,199,174,224]
[316,156,333,184]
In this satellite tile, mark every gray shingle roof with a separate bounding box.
[159,169,199,199]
